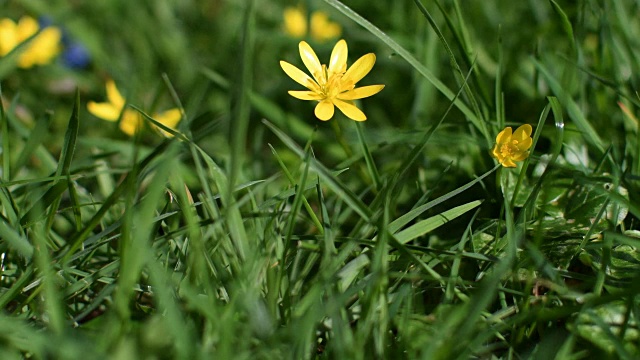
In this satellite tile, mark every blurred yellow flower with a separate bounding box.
[87,80,181,137]
[0,16,61,68]
[491,124,533,168]
[283,6,341,43]
[280,39,384,121]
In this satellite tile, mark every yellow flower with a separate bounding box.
[491,124,533,168]
[280,39,384,121]
[87,80,181,137]
[0,16,61,68]
[283,7,341,43]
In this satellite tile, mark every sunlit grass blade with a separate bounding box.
[395,200,482,243]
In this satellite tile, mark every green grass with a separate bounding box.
[1,0,640,358]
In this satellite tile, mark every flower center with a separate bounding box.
[500,140,518,158]
[315,64,345,99]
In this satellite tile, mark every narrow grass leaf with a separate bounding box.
[534,59,604,153]
[395,200,482,244]
[354,122,381,190]
[549,0,576,49]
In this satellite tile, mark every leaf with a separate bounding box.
[395,200,482,244]
[549,0,576,49]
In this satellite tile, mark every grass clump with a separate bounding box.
[0,0,639,359]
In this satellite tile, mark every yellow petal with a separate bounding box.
[333,99,366,121]
[502,158,517,168]
[16,16,38,42]
[288,90,323,100]
[337,85,384,100]
[490,144,500,159]
[280,60,320,92]
[310,12,341,42]
[511,152,529,161]
[516,137,532,151]
[299,41,323,84]
[87,101,121,121]
[119,110,142,136]
[283,7,307,38]
[155,108,182,128]
[513,124,533,140]
[0,19,18,55]
[314,100,334,121]
[342,53,376,87]
[328,39,347,75]
[153,108,182,137]
[495,127,512,144]
[19,26,61,68]
[106,80,125,109]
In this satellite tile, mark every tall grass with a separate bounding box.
[0,0,639,358]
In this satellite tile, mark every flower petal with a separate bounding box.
[314,100,334,121]
[155,108,182,128]
[119,110,142,136]
[490,144,501,159]
[513,124,533,140]
[280,60,320,92]
[310,12,341,42]
[342,53,376,87]
[516,137,532,151]
[328,39,347,75]
[153,108,182,137]
[0,19,18,55]
[333,99,367,121]
[106,80,125,109]
[87,101,121,121]
[299,41,323,84]
[18,26,60,68]
[496,127,512,144]
[283,7,307,38]
[337,85,384,100]
[16,16,38,42]
[502,158,517,167]
[288,90,324,100]
[511,152,529,161]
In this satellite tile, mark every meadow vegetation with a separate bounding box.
[0,0,639,358]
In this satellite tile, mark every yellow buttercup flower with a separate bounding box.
[87,80,181,137]
[283,6,341,43]
[0,16,61,68]
[280,39,384,121]
[491,124,533,168]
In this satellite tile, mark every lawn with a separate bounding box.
[0,0,639,358]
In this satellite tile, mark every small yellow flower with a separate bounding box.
[0,16,61,68]
[491,124,533,168]
[283,6,341,43]
[280,39,384,121]
[87,80,181,137]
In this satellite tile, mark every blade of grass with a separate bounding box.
[354,122,381,191]
[533,59,604,153]
[549,0,576,50]
[394,200,482,244]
